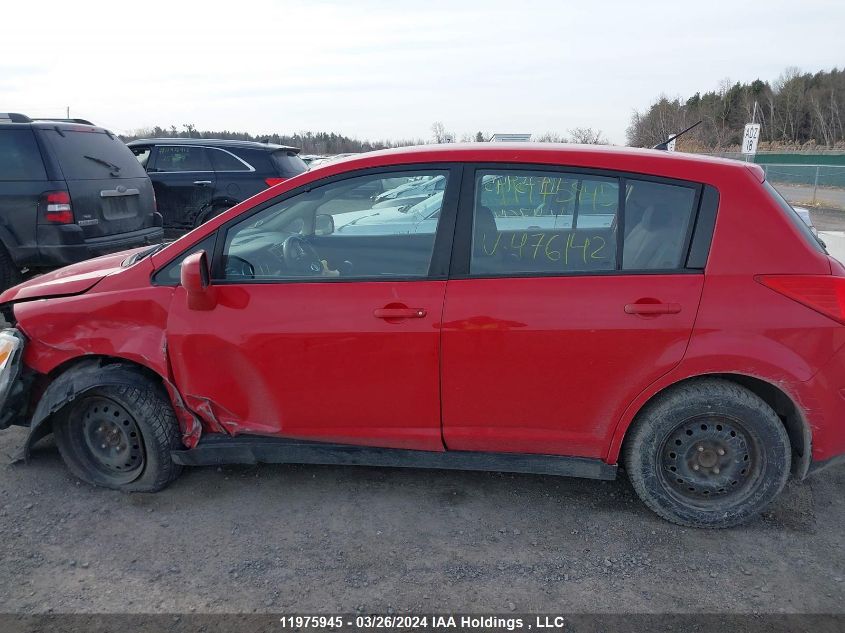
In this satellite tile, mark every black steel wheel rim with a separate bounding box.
[78,396,145,479]
[659,415,763,506]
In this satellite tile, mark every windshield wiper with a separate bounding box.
[122,243,166,267]
[83,154,121,176]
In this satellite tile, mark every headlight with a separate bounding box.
[0,329,22,372]
[0,329,24,414]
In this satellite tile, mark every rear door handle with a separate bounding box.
[193,180,213,186]
[373,308,427,319]
[624,302,681,315]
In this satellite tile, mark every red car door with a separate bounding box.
[441,167,707,459]
[165,167,459,451]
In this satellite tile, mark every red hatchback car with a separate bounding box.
[1,144,843,527]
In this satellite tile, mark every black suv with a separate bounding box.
[0,113,163,290]
[126,138,308,229]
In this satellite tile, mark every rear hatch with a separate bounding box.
[271,150,308,179]
[38,126,156,239]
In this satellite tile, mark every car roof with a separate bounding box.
[127,138,300,153]
[310,143,765,185]
[0,119,111,134]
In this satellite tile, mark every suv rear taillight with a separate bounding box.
[757,275,845,324]
[38,191,74,224]
[265,177,286,187]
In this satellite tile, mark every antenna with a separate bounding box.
[653,120,703,151]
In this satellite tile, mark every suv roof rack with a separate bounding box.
[0,113,33,123]
[33,117,95,126]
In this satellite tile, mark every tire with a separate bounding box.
[623,378,791,528]
[194,204,231,228]
[0,243,21,292]
[53,374,183,492]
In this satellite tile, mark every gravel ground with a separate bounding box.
[776,184,845,212]
[0,424,843,615]
[811,207,845,232]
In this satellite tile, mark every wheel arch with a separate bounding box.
[195,199,236,227]
[611,372,811,479]
[21,355,195,461]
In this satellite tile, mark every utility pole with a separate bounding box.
[66,106,70,119]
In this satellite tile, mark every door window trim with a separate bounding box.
[449,162,709,280]
[207,147,255,173]
[204,163,464,284]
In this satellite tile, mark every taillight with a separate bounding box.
[265,177,286,187]
[756,275,845,324]
[38,191,74,224]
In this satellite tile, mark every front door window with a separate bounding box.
[220,170,450,281]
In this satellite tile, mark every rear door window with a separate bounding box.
[467,167,702,276]
[153,146,213,172]
[471,169,619,275]
[0,129,46,180]
[271,151,308,177]
[42,129,147,180]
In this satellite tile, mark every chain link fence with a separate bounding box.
[761,164,845,208]
[702,152,845,209]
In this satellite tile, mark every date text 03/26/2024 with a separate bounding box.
[278,615,569,630]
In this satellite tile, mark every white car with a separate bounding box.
[373,175,447,204]
[793,206,818,236]
[334,192,614,236]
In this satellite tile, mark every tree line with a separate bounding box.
[122,123,608,154]
[120,125,427,155]
[627,67,845,151]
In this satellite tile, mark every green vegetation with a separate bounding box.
[627,68,845,151]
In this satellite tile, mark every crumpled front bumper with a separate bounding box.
[0,328,30,430]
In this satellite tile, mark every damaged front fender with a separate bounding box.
[15,359,201,462]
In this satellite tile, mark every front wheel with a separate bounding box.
[53,375,183,492]
[623,378,791,528]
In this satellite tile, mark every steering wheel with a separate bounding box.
[224,255,255,279]
[282,234,323,275]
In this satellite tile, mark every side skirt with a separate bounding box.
[171,435,618,481]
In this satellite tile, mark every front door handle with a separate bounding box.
[624,302,682,315]
[193,180,213,186]
[374,307,427,319]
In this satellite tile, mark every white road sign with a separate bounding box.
[742,123,761,155]
[666,136,676,152]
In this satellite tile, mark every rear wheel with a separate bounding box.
[0,243,21,292]
[623,378,791,528]
[53,375,182,492]
[194,204,231,228]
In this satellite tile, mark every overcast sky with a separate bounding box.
[2,0,842,144]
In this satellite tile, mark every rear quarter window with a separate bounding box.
[0,129,46,180]
[271,151,308,177]
[209,148,251,172]
[764,180,826,254]
[42,129,147,180]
